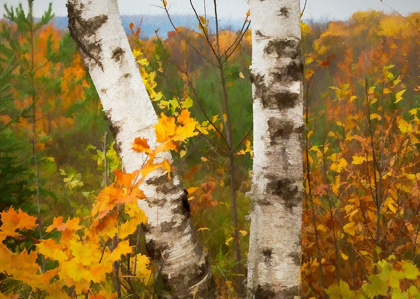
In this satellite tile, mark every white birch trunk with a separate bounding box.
[66,1,216,297]
[247,0,303,298]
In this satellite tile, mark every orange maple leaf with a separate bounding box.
[132,137,151,154]
[0,208,37,238]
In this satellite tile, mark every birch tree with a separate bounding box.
[66,0,216,297]
[247,0,303,297]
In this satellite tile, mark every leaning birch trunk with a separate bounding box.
[66,1,216,297]
[247,0,303,298]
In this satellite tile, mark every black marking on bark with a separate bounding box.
[255,284,275,299]
[123,73,131,78]
[279,285,299,298]
[251,73,266,102]
[160,220,177,232]
[288,251,301,266]
[274,60,304,83]
[145,239,158,260]
[146,174,174,196]
[264,38,301,59]
[265,177,300,209]
[256,198,272,206]
[196,260,209,281]
[250,72,261,85]
[267,118,294,144]
[279,6,289,17]
[103,110,123,153]
[171,191,193,219]
[262,248,272,258]
[295,125,305,135]
[255,30,267,38]
[112,47,124,62]
[67,2,108,70]
[182,189,191,217]
[252,72,299,111]
[262,248,272,265]
[254,284,299,299]
[263,91,299,110]
[141,223,150,233]
[146,173,168,186]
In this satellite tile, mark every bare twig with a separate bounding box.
[161,1,218,67]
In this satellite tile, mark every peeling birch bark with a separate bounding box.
[247,0,303,298]
[66,1,216,297]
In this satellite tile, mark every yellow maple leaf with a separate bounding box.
[125,202,148,223]
[133,253,151,282]
[91,212,118,240]
[398,119,412,133]
[132,49,142,58]
[331,158,348,173]
[119,208,147,239]
[352,156,367,165]
[109,240,132,262]
[175,109,198,141]
[137,58,149,66]
[69,239,101,266]
[155,113,176,143]
[118,219,139,240]
[37,239,67,263]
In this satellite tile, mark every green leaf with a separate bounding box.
[362,275,388,298]
[325,281,356,298]
[182,96,193,109]
[391,288,408,299]
[408,285,419,297]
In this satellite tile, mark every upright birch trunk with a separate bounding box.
[247,0,303,298]
[67,1,216,297]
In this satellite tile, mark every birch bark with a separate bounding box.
[247,0,303,298]
[66,1,216,297]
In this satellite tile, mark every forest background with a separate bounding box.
[0,0,419,298]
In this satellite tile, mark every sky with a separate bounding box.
[0,0,419,21]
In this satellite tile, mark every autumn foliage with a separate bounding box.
[0,105,200,297]
[301,11,420,298]
[1,3,420,298]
